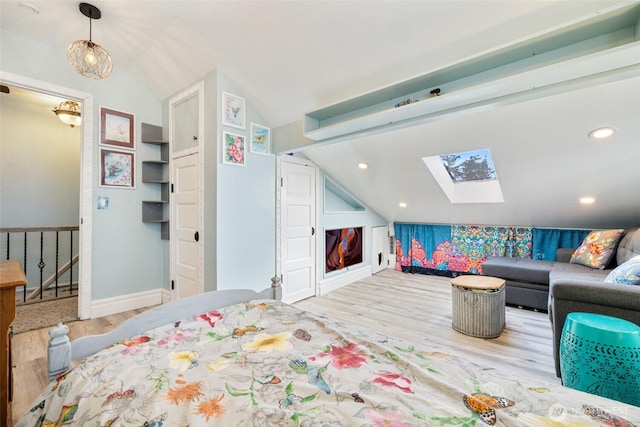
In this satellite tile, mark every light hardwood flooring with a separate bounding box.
[11,269,559,425]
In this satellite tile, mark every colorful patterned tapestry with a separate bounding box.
[394,224,533,275]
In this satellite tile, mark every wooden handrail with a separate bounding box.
[0,226,78,233]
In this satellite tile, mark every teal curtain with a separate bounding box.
[532,228,589,261]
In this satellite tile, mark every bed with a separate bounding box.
[17,285,640,426]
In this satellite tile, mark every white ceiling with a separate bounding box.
[1,0,639,229]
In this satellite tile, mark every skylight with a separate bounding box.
[440,149,497,183]
[423,149,503,204]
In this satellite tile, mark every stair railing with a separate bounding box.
[0,226,79,303]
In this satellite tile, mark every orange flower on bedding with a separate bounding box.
[195,394,226,421]
[165,381,204,404]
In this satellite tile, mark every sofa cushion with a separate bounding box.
[482,257,554,285]
[569,229,624,269]
[616,227,640,265]
[549,262,610,283]
[605,255,640,285]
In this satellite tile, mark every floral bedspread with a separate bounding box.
[19,300,640,426]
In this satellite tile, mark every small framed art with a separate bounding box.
[222,132,246,166]
[100,107,135,150]
[221,92,245,129]
[250,123,270,155]
[100,148,135,188]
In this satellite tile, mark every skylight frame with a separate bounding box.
[423,149,504,204]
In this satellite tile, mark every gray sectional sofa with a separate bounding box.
[482,226,640,377]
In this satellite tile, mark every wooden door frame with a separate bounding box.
[276,155,320,300]
[0,70,94,319]
[169,82,204,301]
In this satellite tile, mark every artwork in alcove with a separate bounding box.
[325,227,363,273]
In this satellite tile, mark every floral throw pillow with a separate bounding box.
[605,255,640,285]
[570,229,624,269]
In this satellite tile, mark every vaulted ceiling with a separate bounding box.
[2,0,639,229]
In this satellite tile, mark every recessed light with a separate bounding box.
[18,2,39,14]
[357,162,368,169]
[398,202,407,208]
[580,197,595,204]
[588,127,615,139]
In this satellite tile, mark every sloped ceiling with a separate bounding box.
[1,0,639,229]
[302,75,640,229]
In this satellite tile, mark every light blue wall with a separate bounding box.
[1,29,166,301]
[319,172,387,279]
[165,70,276,293]
[215,71,276,291]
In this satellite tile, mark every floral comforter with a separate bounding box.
[19,300,640,426]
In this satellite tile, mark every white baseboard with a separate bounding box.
[91,288,165,319]
[319,265,372,295]
[161,288,172,304]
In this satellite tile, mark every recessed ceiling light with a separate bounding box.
[357,162,368,169]
[580,197,595,204]
[588,127,615,139]
[18,2,39,14]
[398,202,407,208]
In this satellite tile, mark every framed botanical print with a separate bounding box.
[250,123,270,155]
[221,92,246,129]
[100,148,135,188]
[100,107,135,150]
[222,131,246,166]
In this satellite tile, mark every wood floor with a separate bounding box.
[10,269,558,425]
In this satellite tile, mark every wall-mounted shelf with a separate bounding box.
[303,3,640,143]
[141,123,169,240]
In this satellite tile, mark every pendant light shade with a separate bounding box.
[53,101,82,127]
[67,3,112,79]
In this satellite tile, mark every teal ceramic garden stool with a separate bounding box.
[560,312,640,407]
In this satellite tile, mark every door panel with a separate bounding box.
[371,226,389,274]
[172,153,201,299]
[280,161,316,303]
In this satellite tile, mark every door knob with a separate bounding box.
[311,227,315,236]
[194,231,199,242]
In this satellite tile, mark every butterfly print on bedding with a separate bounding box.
[462,393,515,425]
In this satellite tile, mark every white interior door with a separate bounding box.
[371,226,390,274]
[172,153,201,299]
[280,160,316,303]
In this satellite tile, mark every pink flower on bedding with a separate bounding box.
[198,311,223,327]
[311,343,369,369]
[365,407,409,427]
[158,329,195,347]
[368,371,414,394]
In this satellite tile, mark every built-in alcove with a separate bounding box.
[324,176,365,213]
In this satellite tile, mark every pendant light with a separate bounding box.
[53,101,82,127]
[67,3,112,79]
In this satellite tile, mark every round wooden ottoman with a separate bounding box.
[560,312,640,406]
[450,275,505,338]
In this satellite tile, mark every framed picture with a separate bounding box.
[100,148,135,188]
[250,123,270,155]
[222,131,245,166]
[221,92,245,129]
[100,107,135,150]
